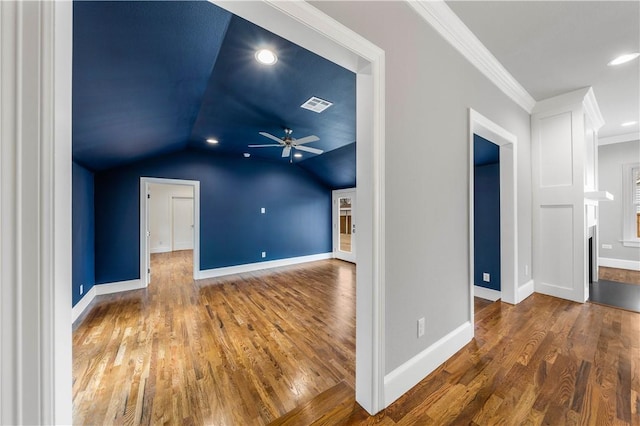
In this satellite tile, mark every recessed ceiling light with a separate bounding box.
[206,138,218,144]
[607,53,640,66]
[294,153,302,158]
[243,153,251,158]
[255,49,277,65]
[621,121,638,127]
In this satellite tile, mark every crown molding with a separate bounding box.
[583,87,605,131]
[406,0,536,113]
[599,132,640,146]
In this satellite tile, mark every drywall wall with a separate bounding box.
[312,1,532,374]
[72,162,95,306]
[94,150,331,284]
[148,183,194,253]
[598,140,640,263]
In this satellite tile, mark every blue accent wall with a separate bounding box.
[474,135,500,291]
[72,162,95,306]
[94,150,332,284]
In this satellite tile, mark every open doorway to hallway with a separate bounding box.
[147,182,195,284]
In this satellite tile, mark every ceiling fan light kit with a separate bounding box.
[248,128,323,163]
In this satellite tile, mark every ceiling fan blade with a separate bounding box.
[259,132,284,144]
[294,145,323,155]
[294,135,319,145]
[248,144,281,148]
[282,146,291,157]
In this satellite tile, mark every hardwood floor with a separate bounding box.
[74,253,640,425]
[600,266,640,285]
[275,295,640,425]
[73,251,355,425]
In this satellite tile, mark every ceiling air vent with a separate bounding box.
[300,96,333,113]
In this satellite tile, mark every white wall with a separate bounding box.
[311,1,532,374]
[148,183,194,253]
[598,140,640,264]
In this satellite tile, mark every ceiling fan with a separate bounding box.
[248,128,323,162]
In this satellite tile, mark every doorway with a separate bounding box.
[140,177,200,287]
[468,109,521,313]
[473,136,501,300]
[333,189,357,263]
[18,0,387,422]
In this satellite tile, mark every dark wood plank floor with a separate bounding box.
[275,295,640,425]
[73,251,355,425]
[74,253,640,425]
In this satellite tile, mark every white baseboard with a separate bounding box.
[71,279,145,323]
[150,246,171,254]
[173,242,193,251]
[95,279,145,295]
[197,252,333,279]
[599,257,640,271]
[384,321,474,407]
[516,279,535,303]
[473,285,501,301]
[71,286,97,323]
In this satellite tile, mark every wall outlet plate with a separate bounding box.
[483,273,490,282]
[80,284,84,295]
[261,207,266,214]
[601,244,612,249]
[417,317,425,337]
[261,251,266,258]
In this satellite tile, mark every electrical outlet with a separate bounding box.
[601,244,612,249]
[483,273,490,282]
[80,284,84,295]
[262,251,266,258]
[525,265,529,276]
[261,207,266,214]
[417,317,425,337]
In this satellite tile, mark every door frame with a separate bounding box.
[212,1,386,413]
[468,109,519,317]
[171,196,195,251]
[333,188,357,263]
[4,0,386,422]
[140,177,200,286]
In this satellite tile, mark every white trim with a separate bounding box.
[582,88,605,131]
[212,0,387,413]
[406,0,536,113]
[516,279,535,303]
[95,279,145,296]
[469,109,519,311]
[1,2,73,424]
[383,321,473,407]
[150,246,172,254]
[599,132,640,146]
[332,188,357,263]
[599,257,640,271]
[474,286,501,302]
[140,177,200,287]
[71,286,97,324]
[198,253,333,279]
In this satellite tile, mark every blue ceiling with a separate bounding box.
[72,1,356,189]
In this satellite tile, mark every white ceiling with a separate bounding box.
[447,1,640,138]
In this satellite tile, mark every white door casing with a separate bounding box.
[333,189,357,263]
[140,177,200,287]
[469,109,519,311]
[8,0,385,421]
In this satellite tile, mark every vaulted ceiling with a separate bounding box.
[73,1,356,189]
